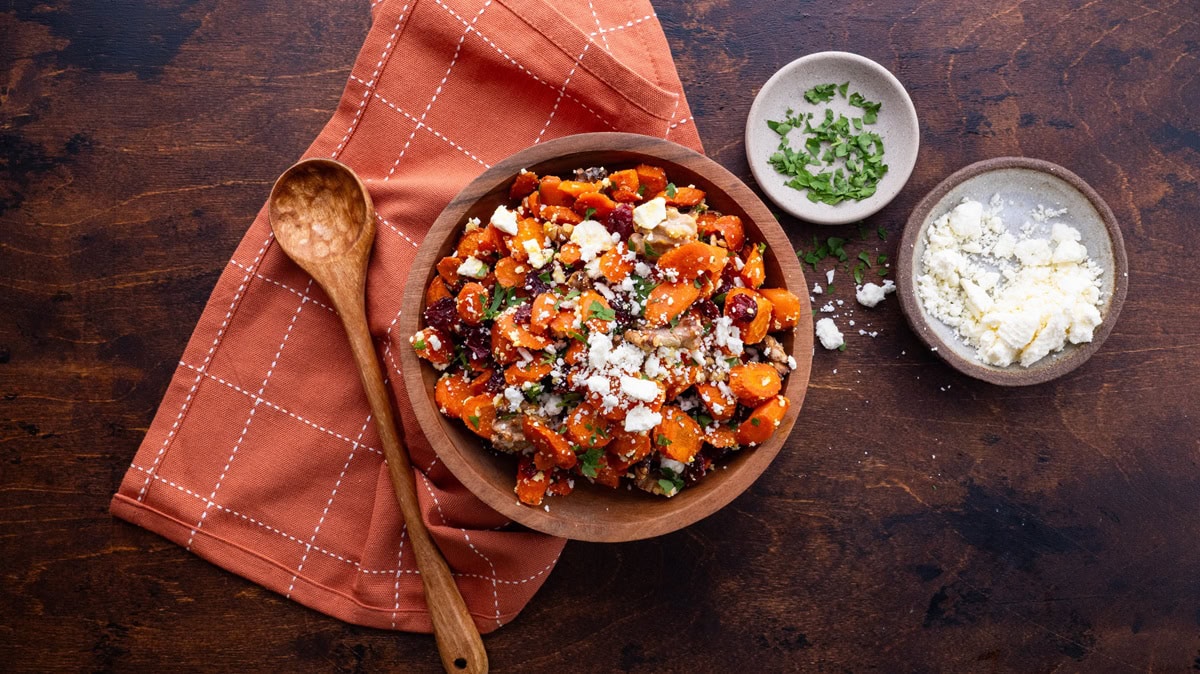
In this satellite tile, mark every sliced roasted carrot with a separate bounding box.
[529,293,558,335]
[490,328,519,365]
[546,474,574,497]
[653,406,703,464]
[496,310,550,349]
[740,244,766,289]
[455,282,488,326]
[643,281,700,327]
[728,362,782,407]
[548,309,580,340]
[538,175,572,207]
[579,290,614,333]
[609,169,639,197]
[494,256,528,289]
[758,288,803,331]
[724,287,773,345]
[508,217,548,261]
[558,242,582,266]
[657,241,727,278]
[662,364,701,399]
[658,186,706,208]
[706,424,739,449]
[410,328,452,366]
[515,455,549,506]
[425,276,451,305]
[635,164,667,195]
[505,361,552,387]
[460,394,497,440]
[456,228,497,261]
[572,190,617,220]
[557,180,600,198]
[509,170,539,200]
[435,371,472,418]
[521,189,540,215]
[563,339,586,365]
[566,402,613,449]
[606,428,652,471]
[468,369,494,395]
[590,453,623,488]
[523,415,577,470]
[436,256,462,284]
[598,245,634,283]
[695,383,737,421]
[542,205,583,225]
[699,214,745,251]
[736,395,789,446]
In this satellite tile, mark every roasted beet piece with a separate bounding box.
[462,324,491,362]
[725,293,759,323]
[423,297,458,334]
[513,301,533,325]
[484,368,506,393]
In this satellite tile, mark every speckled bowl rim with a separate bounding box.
[744,51,920,225]
[896,157,1129,386]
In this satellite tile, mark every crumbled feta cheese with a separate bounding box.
[855,280,896,308]
[624,405,662,433]
[916,197,1104,367]
[620,376,659,402]
[489,205,519,235]
[570,219,616,262]
[456,256,488,279]
[660,458,688,474]
[826,269,835,284]
[812,283,823,295]
[815,317,844,350]
[632,197,668,230]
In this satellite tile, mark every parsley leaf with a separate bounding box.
[578,447,603,478]
[467,414,481,429]
[413,337,426,351]
[586,300,616,322]
[584,207,597,221]
[804,83,837,104]
[665,183,678,198]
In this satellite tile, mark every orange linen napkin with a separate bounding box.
[111,0,702,632]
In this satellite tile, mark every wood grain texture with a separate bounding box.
[2,0,1199,671]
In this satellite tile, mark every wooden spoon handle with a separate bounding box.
[336,295,488,674]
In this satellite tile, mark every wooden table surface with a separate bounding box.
[3,1,1198,671]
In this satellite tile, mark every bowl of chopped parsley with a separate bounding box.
[745,51,920,225]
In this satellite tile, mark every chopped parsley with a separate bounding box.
[467,414,481,429]
[656,435,672,446]
[584,207,597,221]
[586,300,616,322]
[665,182,678,198]
[578,447,603,478]
[658,467,684,495]
[767,84,888,205]
[750,417,761,427]
[413,337,426,351]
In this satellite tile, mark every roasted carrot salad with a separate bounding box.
[411,164,801,507]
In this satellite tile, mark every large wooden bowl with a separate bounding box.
[398,133,813,542]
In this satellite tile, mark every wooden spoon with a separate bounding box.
[268,158,487,674]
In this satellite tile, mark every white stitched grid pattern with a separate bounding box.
[384,1,493,181]
[534,41,590,144]
[586,1,610,51]
[433,0,616,130]
[135,232,274,502]
[333,4,413,158]
[186,279,313,550]
[348,80,492,169]
[129,464,557,586]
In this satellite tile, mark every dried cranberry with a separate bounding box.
[610,299,636,332]
[484,368,506,393]
[513,301,533,325]
[524,275,550,298]
[422,297,458,334]
[715,262,739,297]
[693,298,719,322]
[605,203,634,241]
[726,293,758,323]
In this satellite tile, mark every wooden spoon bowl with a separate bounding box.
[398,133,814,543]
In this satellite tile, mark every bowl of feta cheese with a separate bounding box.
[398,133,814,541]
[896,157,1128,386]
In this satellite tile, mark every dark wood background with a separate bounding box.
[3,0,1198,671]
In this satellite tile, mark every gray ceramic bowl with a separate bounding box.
[896,157,1128,386]
[745,51,919,225]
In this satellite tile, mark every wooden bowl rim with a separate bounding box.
[397,132,813,541]
[895,156,1129,386]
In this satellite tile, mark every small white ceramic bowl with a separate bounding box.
[745,51,919,225]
